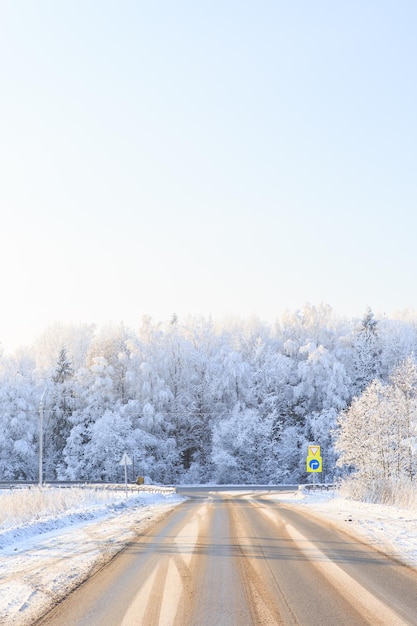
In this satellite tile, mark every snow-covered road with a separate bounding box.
[1,487,417,625]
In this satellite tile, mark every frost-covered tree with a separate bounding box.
[378,318,417,378]
[182,318,224,481]
[296,343,350,478]
[248,341,302,479]
[63,357,116,479]
[31,322,95,372]
[351,308,382,397]
[212,346,253,413]
[388,356,417,478]
[160,322,197,473]
[336,358,417,487]
[86,323,133,404]
[83,410,135,481]
[211,407,277,484]
[4,308,417,486]
[277,303,341,356]
[336,380,392,482]
[0,360,39,480]
[43,347,75,479]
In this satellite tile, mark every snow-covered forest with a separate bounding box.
[1,304,417,486]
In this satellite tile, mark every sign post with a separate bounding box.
[119,452,133,496]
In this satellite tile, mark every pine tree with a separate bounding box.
[351,308,382,397]
[43,347,75,479]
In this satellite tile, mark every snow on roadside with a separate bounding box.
[0,488,184,626]
[268,488,417,570]
[0,486,177,551]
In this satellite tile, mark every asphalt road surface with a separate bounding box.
[36,488,417,625]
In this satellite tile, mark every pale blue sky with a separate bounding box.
[1,1,417,351]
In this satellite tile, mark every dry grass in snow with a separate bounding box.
[0,486,137,528]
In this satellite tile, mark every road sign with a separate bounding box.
[119,453,132,496]
[308,445,320,457]
[119,452,132,466]
[306,456,322,472]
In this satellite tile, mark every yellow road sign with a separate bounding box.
[308,445,321,457]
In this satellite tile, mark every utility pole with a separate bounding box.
[39,389,47,487]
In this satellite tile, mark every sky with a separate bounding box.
[1,1,417,352]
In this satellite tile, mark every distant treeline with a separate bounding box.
[1,305,417,485]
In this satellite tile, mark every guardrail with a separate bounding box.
[0,481,176,494]
[80,484,177,495]
[1,481,335,493]
[299,483,336,491]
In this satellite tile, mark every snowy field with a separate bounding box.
[1,486,417,626]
